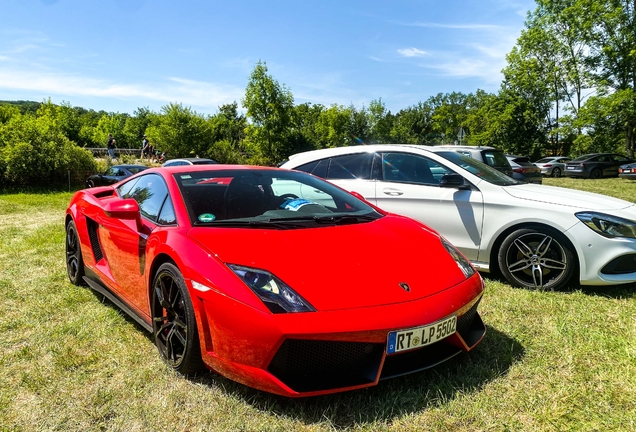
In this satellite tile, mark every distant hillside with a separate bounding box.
[0,100,43,114]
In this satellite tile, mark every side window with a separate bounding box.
[457,151,473,158]
[381,153,438,185]
[295,158,329,178]
[104,167,117,176]
[126,174,170,223]
[157,197,177,225]
[117,177,140,198]
[326,153,373,180]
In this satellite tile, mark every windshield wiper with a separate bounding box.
[268,214,379,225]
[197,220,304,229]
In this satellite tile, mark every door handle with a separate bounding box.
[382,188,404,196]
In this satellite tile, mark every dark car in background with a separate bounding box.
[86,164,148,187]
[434,145,513,177]
[564,153,634,179]
[619,162,636,180]
[534,156,571,177]
[505,155,542,184]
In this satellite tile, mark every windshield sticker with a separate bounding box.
[281,198,314,211]
[198,213,216,222]
[180,174,192,179]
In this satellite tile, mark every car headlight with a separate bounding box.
[228,265,315,313]
[576,212,636,239]
[440,237,476,278]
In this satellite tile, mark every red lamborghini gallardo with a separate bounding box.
[65,165,485,397]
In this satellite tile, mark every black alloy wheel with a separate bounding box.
[498,227,575,290]
[65,220,85,285]
[151,263,204,375]
[589,168,603,179]
[551,167,561,178]
[87,179,95,188]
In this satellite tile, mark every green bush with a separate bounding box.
[0,112,96,186]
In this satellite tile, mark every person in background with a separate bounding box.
[141,134,150,160]
[107,134,116,159]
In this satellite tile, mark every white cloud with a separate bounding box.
[398,48,427,57]
[0,69,244,110]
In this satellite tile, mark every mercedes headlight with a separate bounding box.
[440,237,476,278]
[576,212,636,239]
[228,265,315,313]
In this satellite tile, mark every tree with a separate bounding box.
[390,102,436,144]
[584,0,636,156]
[242,61,294,164]
[151,103,212,158]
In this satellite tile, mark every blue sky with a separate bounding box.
[0,0,535,115]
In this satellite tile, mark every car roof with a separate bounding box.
[113,164,148,169]
[159,164,283,173]
[433,145,500,151]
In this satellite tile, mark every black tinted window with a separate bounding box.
[296,158,329,178]
[381,153,439,185]
[326,153,373,179]
[483,150,510,167]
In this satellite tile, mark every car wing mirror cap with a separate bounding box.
[440,173,470,190]
[103,198,143,229]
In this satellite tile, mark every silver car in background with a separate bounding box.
[534,156,571,178]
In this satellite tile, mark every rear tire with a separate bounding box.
[498,227,575,290]
[151,263,205,375]
[551,167,561,178]
[87,179,95,188]
[65,220,86,286]
[589,168,602,179]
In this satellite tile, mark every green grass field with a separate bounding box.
[1,178,635,431]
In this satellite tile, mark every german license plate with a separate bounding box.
[623,169,632,173]
[386,315,457,354]
[567,166,575,170]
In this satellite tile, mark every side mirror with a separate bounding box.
[103,198,143,230]
[440,173,470,190]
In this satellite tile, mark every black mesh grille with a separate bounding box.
[268,339,383,393]
[601,254,636,274]
[86,218,104,262]
[381,340,462,379]
[457,297,480,335]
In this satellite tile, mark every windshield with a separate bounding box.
[174,169,383,228]
[435,152,522,186]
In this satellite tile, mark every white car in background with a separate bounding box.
[281,144,636,290]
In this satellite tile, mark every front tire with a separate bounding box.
[151,263,205,375]
[498,227,575,290]
[65,220,86,285]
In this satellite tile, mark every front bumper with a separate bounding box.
[191,273,485,397]
[567,221,636,285]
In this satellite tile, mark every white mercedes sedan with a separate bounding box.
[281,144,636,290]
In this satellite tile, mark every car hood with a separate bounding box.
[503,184,634,210]
[187,215,472,311]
